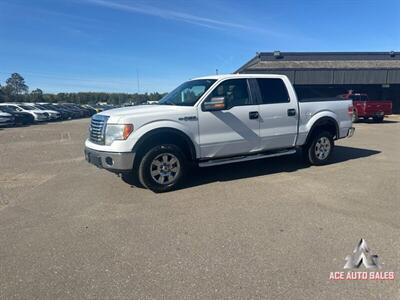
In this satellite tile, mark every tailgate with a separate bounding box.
[365,101,392,115]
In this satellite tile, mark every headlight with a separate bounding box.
[105,124,133,145]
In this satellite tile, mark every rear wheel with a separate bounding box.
[138,144,186,193]
[304,131,334,165]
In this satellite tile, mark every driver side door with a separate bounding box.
[197,79,261,158]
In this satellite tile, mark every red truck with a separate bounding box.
[338,93,392,123]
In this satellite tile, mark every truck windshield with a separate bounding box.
[159,79,216,106]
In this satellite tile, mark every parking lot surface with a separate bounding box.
[0,117,399,299]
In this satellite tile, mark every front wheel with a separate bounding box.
[304,131,334,165]
[138,144,186,193]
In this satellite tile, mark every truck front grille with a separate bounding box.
[89,115,109,144]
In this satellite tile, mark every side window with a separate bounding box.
[257,78,289,104]
[208,79,251,109]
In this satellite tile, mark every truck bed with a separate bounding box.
[296,98,353,146]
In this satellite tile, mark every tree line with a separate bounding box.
[0,73,166,105]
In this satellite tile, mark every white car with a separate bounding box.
[24,103,61,121]
[0,103,49,122]
[85,74,355,192]
[0,111,15,127]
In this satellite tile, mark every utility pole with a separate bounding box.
[216,69,219,75]
[136,69,140,94]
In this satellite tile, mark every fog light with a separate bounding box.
[105,157,113,166]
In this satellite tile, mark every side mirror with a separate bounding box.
[203,97,226,111]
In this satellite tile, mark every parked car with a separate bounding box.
[80,105,97,116]
[24,103,61,121]
[60,103,86,118]
[0,103,49,122]
[35,103,73,120]
[72,104,95,117]
[51,103,82,119]
[338,93,392,122]
[90,105,104,113]
[0,111,15,127]
[0,107,34,125]
[84,74,355,192]
[91,104,114,113]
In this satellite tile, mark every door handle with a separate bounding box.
[249,111,259,119]
[287,109,296,116]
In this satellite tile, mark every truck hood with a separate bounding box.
[98,105,194,123]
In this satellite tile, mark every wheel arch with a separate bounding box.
[132,127,197,163]
[304,116,339,146]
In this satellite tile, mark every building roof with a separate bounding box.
[236,52,400,85]
[193,74,288,80]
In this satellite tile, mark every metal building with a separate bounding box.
[236,52,400,113]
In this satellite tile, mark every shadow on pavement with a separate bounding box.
[357,119,398,124]
[179,146,381,190]
[122,146,381,191]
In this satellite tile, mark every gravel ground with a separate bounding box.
[0,116,399,299]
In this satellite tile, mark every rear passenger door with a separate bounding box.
[254,78,298,150]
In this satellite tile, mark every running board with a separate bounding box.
[198,149,297,167]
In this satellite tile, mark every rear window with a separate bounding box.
[256,78,289,104]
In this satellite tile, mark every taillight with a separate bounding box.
[348,105,354,117]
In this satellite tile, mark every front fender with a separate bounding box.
[128,120,200,157]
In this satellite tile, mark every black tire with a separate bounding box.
[373,115,384,123]
[352,109,359,123]
[121,170,143,188]
[304,131,334,166]
[138,144,186,193]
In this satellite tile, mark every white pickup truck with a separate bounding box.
[85,74,355,192]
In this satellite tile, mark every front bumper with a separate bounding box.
[0,120,15,127]
[84,147,135,172]
[347,127,355,138]
[50,114,61,120]
[35,115,48,122]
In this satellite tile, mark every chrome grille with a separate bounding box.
[89,115,109,144]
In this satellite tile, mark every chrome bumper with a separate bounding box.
[84,147,135,172]
[347,127,355,138]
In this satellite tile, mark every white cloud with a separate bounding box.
[84,0,266,32]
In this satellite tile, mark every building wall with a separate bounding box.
[241,69,400,113]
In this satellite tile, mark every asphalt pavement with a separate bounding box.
[0,117,399,299]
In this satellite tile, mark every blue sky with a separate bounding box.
[0,0,399,93]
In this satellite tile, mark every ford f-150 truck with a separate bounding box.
[338,93,392,122]
[85,74,355,192]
